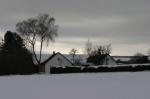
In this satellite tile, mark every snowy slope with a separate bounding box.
[0,72,150,99]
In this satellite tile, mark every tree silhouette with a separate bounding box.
[85,39,92,56]
[87,45,111,65]
[147,49,150,55]
[69,48,78,65]
[0,31,37,75]
[16,14,58,65]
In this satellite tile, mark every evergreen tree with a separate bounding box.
[0,31,37,75]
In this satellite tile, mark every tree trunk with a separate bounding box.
[73,54,75,65]
[32,44,40,64]
[39,39,44,63]
[31,34,40,65]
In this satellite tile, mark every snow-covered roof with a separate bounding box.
[114,56,150,62]
[42,52,73,65]
[34,54,150,64]
[113,56,131,62]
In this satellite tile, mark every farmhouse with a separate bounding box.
[38,53,118,74]
[40,52,73,74]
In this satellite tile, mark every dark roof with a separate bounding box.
[42,53,56,65]
[42,52,73,65]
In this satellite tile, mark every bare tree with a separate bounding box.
[87,44,111,65]
[16,14,58,65]
[90,44,111,56]
[69,48,78,65]
[147,49,150,55]
[85,39,92,56]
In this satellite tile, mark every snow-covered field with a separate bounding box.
[0,72,150,99]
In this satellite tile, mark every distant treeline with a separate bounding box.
[51,65,150,74]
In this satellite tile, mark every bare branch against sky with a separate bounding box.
[0,0,150,55]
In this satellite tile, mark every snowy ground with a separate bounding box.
[0,72,150,99]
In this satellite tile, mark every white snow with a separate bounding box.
[0,72,150,99]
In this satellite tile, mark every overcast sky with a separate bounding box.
[0,0,150,55]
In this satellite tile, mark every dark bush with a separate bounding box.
[133,65,150,71]
[63,66,81,73]
[50,65,150,74]
[51,66,81,74]
[51,67,64,74]
[82,67,97,72]
[97,67,109,72]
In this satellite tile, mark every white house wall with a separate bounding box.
[45,54,72,74]
[103,56,117,66]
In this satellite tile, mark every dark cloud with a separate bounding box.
[0,0,150,55]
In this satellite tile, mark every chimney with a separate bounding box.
[53,51,56,55]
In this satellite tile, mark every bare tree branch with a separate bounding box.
[16,14,58,65]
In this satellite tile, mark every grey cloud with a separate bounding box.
[0,0,150,55]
